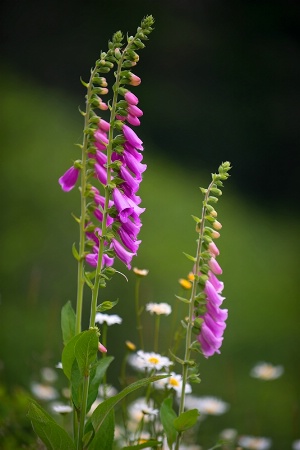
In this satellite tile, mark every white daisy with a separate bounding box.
[238,435,272,449]
[52,403,73,414]
[31,382,59,401]
[133,267,149,277]
[250,362,284,380]
[128,397,158,423]
[95,313,122,325]
[184,395,229,415]
[292,440,300,450]
[154,372,192,395]
[131,350,173,371]
[220,428,238,441]
[145,302,172,316]
[41,367,58,383]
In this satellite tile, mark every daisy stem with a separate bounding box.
[154,315,160,353]
[135,277,144,350]
[77,373,90,450]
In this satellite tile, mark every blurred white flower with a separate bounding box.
[41,367,58,383]
[31,382,59,401]
[55,362,63,369]
[238,435,272,449]
[128,397,158,423]
[95,313,122,325]
[52,403,73,414]
[250,362,284,380]
[154,372,192,395]
[146,302,172,316]
[184,395,229,415]
[130,350,173,371]
[220,428,238,441]
[292,440,300,450]
[98,384,118,399]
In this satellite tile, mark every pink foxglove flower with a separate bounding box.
[59,166,80,192]
[197,243,228,358]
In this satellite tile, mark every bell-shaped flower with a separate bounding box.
[120,165,141,194]
[123,151,147,178]
[122,124,143,150]
[204,280,225,307]
[120,218,142,240]
[112,188,134,223]
[59,166,80,192]
[118,228,141,253]
[112,238,135,269]
[128,104,143,117]
[126,114,140,127]
[124,142,144,162]
[208,257,223,275]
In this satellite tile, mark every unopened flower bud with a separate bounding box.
[179,278,192,290]
[125,340,136,351]
[213,220,222,230]
[98,342,107,353]
[211,230,220,239]
[129,73,141,86]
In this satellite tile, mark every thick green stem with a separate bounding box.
[75,66,99,335]
[89,51,127,329]
[77,373,90,450]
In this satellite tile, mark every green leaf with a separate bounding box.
[61,301,76,345]
[182,252,196,263]
[123,441,160,449]
[173,409,199,432]
[191,215,201,224]
[70,359,82,410]
[96,299,119,312]
[28,402,75,450]
[88,408,115,450]
[75,329,99,377]
[87,356,114,412]
[88,375,167,435]
[175,295,191,304]
[72,242,80,261]
[62,333,82,380]
[160,398,177,448]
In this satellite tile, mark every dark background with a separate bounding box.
[1,0,299,207]
[0,1,299,449]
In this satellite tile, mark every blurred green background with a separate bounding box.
[0,1,299,449]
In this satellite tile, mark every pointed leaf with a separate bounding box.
[75,329,99,376]
[62,333,82,380]
[182,252,196,263]
[160,398,177,448]
[61,301,76,345]
[96,300,119,312]
[28,402,75,450]
[87,356,114,412]
[88,375,167,434]
[88,408,115,450]
[173,409,199,432]
[175,295,191,304]
[72,242,80,261]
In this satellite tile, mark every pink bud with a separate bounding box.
[124,91,139,105]
[129,74,141,86]
[208,257,223,275]
[208,241,220,257]
[98,342,107,353]
[98,119,110,132]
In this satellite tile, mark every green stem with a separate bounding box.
[135,278,144,349]
[89,50,127,329]
[75,66,99,335]
[175,180,215,450]
[77,373,90,450]
[154,315,160,353]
